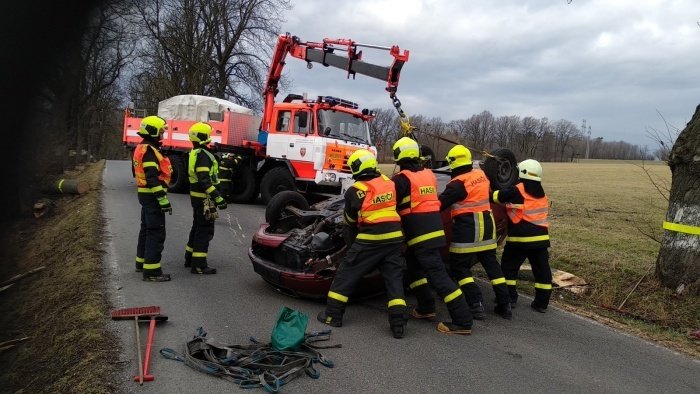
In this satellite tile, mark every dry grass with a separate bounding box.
[0,161,117,393]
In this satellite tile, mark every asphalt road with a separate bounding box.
[103,160,699,393]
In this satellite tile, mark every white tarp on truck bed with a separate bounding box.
[157,95,254,121]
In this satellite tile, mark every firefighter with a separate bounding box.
[317,149,409,339]
[492,159,552,312]
[391,137,473,335]
[184,122,227,275]
[218,153,242,200]
[439,145,512,320]
[133,115,172,282]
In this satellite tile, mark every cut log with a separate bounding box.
[33,198,55,218]
[41,179,89,195]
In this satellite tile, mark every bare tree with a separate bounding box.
[128,0,290,111]
[369,108,398,161]
[656,104,700,295]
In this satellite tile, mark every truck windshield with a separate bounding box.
[317,110,370,145]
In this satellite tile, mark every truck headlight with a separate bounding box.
[324,173,337,182]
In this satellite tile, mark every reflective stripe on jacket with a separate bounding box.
[505,183,549,243]
[188,148,220,186]
[133,143,172,191]
[354,175,403,243]
[450,168,490,218]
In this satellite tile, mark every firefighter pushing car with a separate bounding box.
[439,145,513,320]
[492,159,552,312]
[391,137,473,335]
[317,149,409,339]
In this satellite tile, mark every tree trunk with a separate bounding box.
[656,104,700,295]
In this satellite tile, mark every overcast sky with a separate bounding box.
[277,0,700,146]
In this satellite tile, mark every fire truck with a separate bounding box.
[122,33,409,203]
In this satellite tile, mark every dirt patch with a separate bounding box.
[0,161,118,393]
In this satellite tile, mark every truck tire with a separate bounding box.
[260,166,296,204]
[482,148,518,190]
[167,154,188,193]
[265,190,310,232]
[227,165,259,203]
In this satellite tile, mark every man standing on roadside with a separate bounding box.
[184,122,227,275]
[132,115,172,282]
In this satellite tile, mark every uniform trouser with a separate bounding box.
[501,245,552,308]
[406,245,473,327]
[136,193,165,277]
[185,196,215,269]
[450,249,511,307]
[326,242,408,328]
[218,179,232,200]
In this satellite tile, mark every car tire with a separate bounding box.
[167,154,188,193]
[260,166,296,204]
[227,165,259,203]
[482,148,518,190]
[265,190,310,232]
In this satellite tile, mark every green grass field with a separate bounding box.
[382,160,699,355]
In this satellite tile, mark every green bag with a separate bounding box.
[271,306,309,351]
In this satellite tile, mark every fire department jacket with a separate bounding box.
[343,171,404,245]
[133,138,170,197]
[439,165,498,254]
[492,180,550,249]
[392,162,446,249]
[188,145,221,200]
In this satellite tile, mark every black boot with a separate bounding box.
[191,266,217,274]
[317,311,342,327]
[494,303,513,320]
[143,273,171,282]
[391,323,406,339]
[531,301,547,313]
[470,302,486,320]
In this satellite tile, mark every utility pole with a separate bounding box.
[585,125,591,159]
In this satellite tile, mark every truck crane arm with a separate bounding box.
[262,33,410,132]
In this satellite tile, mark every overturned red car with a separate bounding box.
[248,149,517,299]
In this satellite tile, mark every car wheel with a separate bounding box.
[482,148,518,190]
[167,154,188,193]
[260,167,296,204]
[265,190,310,233]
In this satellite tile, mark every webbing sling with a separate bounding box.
[160,327,339,393]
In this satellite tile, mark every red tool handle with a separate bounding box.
[133,317,157,382]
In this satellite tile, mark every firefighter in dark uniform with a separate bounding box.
[133,115,172,282]
[492,159,552,312]
[184,122,227,275]
[217,153,242,201]
[439,145,512,319]
[390,137,473,335]
[317,149,409,339]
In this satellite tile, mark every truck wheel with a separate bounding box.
[228,165,259,203]
[260,167,296,204]
[265,190,309,233]
[482,148,518,190]
[167,154,188,193]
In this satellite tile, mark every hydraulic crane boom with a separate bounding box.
[262,33,410,131]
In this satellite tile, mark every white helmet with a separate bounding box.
[518,159,542,181]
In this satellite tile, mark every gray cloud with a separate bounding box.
[277,0,700,145]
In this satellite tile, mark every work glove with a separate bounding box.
[214,195,227,210]
[157,195,172,215]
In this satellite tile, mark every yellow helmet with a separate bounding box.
[189,122,212,144]
[347,149,378,177]
[392,137,420,162]
[138,115,167,139]
[518,159,542,181]
[446,145,472,170]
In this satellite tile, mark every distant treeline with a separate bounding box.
[369,108,656,163]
